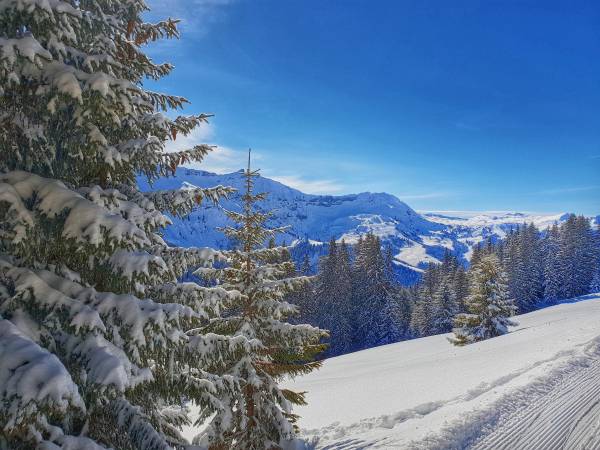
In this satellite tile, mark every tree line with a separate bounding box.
[292,216,600,356]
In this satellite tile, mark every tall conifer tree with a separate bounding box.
[0,2,242,448]
[197,152,327,449]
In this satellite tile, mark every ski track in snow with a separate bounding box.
[304,340,600,449]
[411,337,600,450]
[468,339,600,450]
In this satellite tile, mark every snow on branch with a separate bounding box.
[143,184,234,218]
[0,171,150,248]
[0,318,85,431]
[153,246,225,279]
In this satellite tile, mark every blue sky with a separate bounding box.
[146,0,600,215]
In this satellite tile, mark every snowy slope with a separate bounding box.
[284,293,600,449]
[140,168,589,279]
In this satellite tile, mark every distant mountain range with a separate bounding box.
[139,168,598,283]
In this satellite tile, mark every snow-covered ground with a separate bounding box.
[285,293,600,449]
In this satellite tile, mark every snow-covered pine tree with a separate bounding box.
[452,264,470,312]
[592,224,600,293]
[591,270,600,293]
[0,2,245,448]
[450,254,517,346]
[409,294,431,337]
[430,274,458,334]
[353,234,401,349]
[314,238,353,356]
[380,246,405,341]
[515,223,544,310]
[193,152,327,449]
[557,215,595,299]
[300,253,312,276]
[543,224,563,302]
[332,239,355,353]
[410,263,439,337]
[470,243,483,267]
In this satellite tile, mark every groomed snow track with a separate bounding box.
[469,338,600,450]
[410,336,600,450]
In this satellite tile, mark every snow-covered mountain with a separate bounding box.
[283,293,600,449]
[139,168,594,282]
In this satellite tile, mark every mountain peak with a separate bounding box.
[138,168,591,283]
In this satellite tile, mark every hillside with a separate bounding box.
[284,293,600,449]
[139,168,587,280]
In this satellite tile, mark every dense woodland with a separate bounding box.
[292,216,600,357]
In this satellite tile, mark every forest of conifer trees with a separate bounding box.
[292,215,600,356]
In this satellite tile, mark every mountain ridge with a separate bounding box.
[139,167,595,282]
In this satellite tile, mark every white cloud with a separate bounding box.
[538,186,599,195]
[268,175,346,195]
[163,123,346,193]
[163,122,244,173]
[164,122,215,151]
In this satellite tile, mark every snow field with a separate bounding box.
[285,294,600,449]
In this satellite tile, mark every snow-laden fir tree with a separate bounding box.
[591,270,600,294]
[410,268,436,337]
[193,152,327,449]
[592,224,600,293]
[353,234,402,350]
[0,1,248,448]
[543,224,563,302]
[285,253,316,326]
[557,215,595,299]
[500,224,544,311]
[430,274,458,334]
[312,238,354,356]
[450,254,517,346]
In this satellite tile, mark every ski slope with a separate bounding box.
[285,294,600,449]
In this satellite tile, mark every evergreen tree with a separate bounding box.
[557,216,595,299]
[315,238,353,356]
[199,153,327,449]
[375,246,403,344]
[430,274,459,334]
[301,253,311,276]
[0,2,240,448]
[543,224,563,302]
[451,254,517,346]
[410,263,438,337]
[410,294,432,337]
[353,234,401,349]
[592,224,600,293]
[287,254,316,325]
[395,287,417,338]
[470,243,484,267]
[452,265,470,312]
[500,224,544,312]
[590,270,600,293]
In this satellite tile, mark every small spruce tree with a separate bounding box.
[450,254,517,346]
